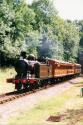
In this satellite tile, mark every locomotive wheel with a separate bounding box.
[39,80,44,87]
[23,83,30,91]
[50,78,55,84]
[33,81,39,89]
[39,80,48,87]
[15,83,22,91]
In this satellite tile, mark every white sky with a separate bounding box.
[54,0,83,20]
[26,0,83,20]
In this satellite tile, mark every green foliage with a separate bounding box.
[25,31,40,57]
[75,20,83,53]
[38,34,64,60]
[63,21,80,62]
[0,0,36,66]
[0,0,80,66]
[31,0,57,31]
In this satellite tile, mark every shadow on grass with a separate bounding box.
[46,108,83,124]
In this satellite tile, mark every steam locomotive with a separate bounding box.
[7,56,81,91]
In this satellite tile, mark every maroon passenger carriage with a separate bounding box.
[7,58,81,91]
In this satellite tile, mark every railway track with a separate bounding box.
[0,76,78,105]
[0,90,31,104]
[0,83,55,105]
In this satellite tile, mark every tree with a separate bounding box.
[30,0,57,31]
[0,0,80,66]
[0,0,36,66]
[63,21,80,62]
[38,30,64,60]
[30,0,64,59]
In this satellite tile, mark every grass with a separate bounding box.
[0,69,83,125]
[8,83,83,125]
[0,67,15,93]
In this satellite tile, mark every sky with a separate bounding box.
[54,0,83,20]
[26,0,83,20]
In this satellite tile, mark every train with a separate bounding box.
[7,56,81,91]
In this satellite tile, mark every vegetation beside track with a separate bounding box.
[8,81,83,125]
[0,0,82,66]
[0,68,15,94]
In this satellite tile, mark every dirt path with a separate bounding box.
[0,77,83,125]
